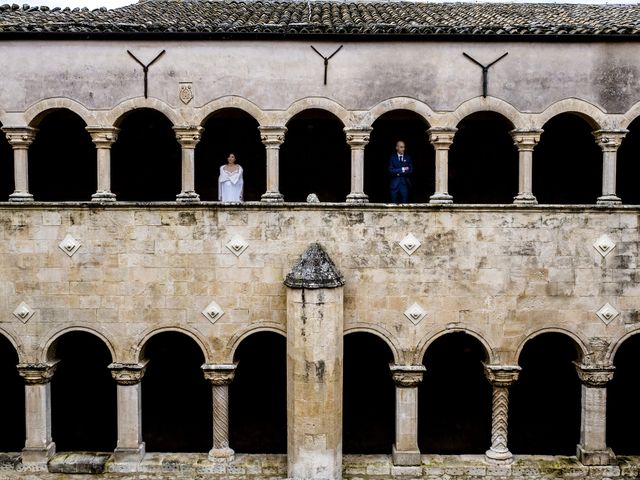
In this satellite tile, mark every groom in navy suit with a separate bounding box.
[388,140,413,203]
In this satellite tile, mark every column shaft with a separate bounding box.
[202,364,236,460]
[174,126,203,203]
[428,128,456,204]
[511,130,542,205]
[260,126,287,202]
[2,127,37,202]
[484,365,520,463]
[593,130,626,205]
[390,365,425,466]
[345,128,371,203]
[87,127,119,201]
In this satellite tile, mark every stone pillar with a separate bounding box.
[109,362,147,463]
[259,126,287,202]
[2,127,37,202]
[427,127,456,204]
[17,362,58,465]
[284,243,345,480]
[575,363,616,465]
[202,364,237,461]
[174,125,203,203]
[344,127,372,203]
[390,364,425,466]
[86,126,119,202]
[593,130,627,206]
[511,129,542,205]
[484,365,521,463]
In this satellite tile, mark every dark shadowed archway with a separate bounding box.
[510,333,581,454]
[141,332,210,452]
[0,123,13,200]
[230,331,286,453]
[617,117,640,204]
[419,332,491,453]
[0,334,23,452]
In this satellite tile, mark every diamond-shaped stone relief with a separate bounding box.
[404,303,427,325]
[13,302,35,323]
[225,235,249,257]
[593,234,615,258]
[596,303,619,325]
[59,234,81,257]
[399,233,421,256]
[202,300,224,324]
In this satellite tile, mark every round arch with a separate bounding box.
[608,327,640,363]
[196,96,267,127]
[106,97,182,127]
[416,327,494,364]
[620,99,640,130]
[363,97,435,128]
[282,97,351,127]
[24,98,95,127]
[42,326,116,364]
[535,98,607,130]
[447,96,525,130]
[136,326,212,363]
[0,326,24,362]
[344,324,400,363]
[227,322,286,362]
[514,327,587,364]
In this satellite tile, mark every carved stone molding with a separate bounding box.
[173,125,203,148]
[574,362,615,387]
[179,82,194,105]
[344,127,372,149]
[593,129,628,152]
[593,234,616,258]
[2,126,38,148]
[390,364,426,387]
[510,129,543,152]
[484,364,521,387]
[13,301,36,323]
[427,127,457,149]
[86,126,119,148]
[59,234,81,257]
[596,302,619,325]
[17,362,58,385]
[259,126,287,147]
[202,364,237,385]
[109,362,148,385]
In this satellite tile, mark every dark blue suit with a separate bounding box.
[388,152,413,203]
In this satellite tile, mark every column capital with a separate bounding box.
[593,129,627,152]
[390,364,426,387]
[109,361,148,385]
[259,125,287,147]
[173,125,203,147]
[574,362,615,387]
[202,363,237,385]
[17,361,58,385]
[428,127,457,149]
[344,127,372,149]
[2,126,38,148]
[483,364,521,387]
[86,126,120,147]
[510,129,543,151]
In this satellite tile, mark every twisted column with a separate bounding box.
[344,127,372,203]
[174,125,203,203]
[2,127,37,202]
[593,130,627,206]
[259,126,287,202]
[484,365,520,463]
[428,127,456,204]
[511,129,542,205]
[87,126,119,201]
[202,364,236,460]
[390,364,425,466]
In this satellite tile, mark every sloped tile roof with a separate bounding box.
[1,0,640,37]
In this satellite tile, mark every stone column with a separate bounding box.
[86,126,119,202]
[344,127,372,203]
[428,127,456,204]
[2,127,37,202]
[259,126,287,202]
[511,129,542,205]
[593,130,627,206]
[575,363,616,465]
[484,365,521,463]
[202,364,237,461]
[390,364,426,466]
[17,362,58,465]
[284,243,345,480]
[109,362,147,463]
[174,125,203,203]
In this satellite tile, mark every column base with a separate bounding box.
[576,444,616,466]
[346,192,369,203]
[429,192,453,205]
[9,191,34,202]
[392,444,421,466]
[176,191,200,203]
[92,191,116,202]
[21,443,55,466]
[513,193,538,205]
[261,191,284,203]
[113,444,145,464]
[597,195,622,206]
[208,447,234,462]
[485,446,514,463]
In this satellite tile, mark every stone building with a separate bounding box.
[1,1,640,479]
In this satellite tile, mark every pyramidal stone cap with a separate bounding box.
[284,243,345,289]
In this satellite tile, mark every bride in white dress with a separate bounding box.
[218,153,244,202]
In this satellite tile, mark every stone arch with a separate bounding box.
[608,327,640,363]
[362,97,435,128]
[196,96,267,127]
[106,97,182,127]
[0,326,24,362]
[136,326,212,363]
[282,97,351,127]
[620,99,640,130]
[227,322,286,362]
[24,98,96,127]
[416,327,494,364]
[447,96,525,130]
[535,98,606,130]
[0,104,8,125]
[43,326,116,363]
[344,324,400,363]
[514,327,587,364]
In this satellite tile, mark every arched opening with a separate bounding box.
[343,332,394,453]
[111,109,180,201]
[230,331,286,453]
[534,113,601,204]
[510,333,581,454]
[280,109,350,202]
[449,112,517,204]
[196,109,265,201]
[617,117,640,204]
[364,110,434,203]
[0,123,14,200]
[608,334,640,454]
[0,335,23,452]
[141,332,210,452]
[50,331,116,452]
[29,110,95,201]
[419,332,491,453]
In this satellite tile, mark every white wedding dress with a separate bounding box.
[218,165,244,202]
